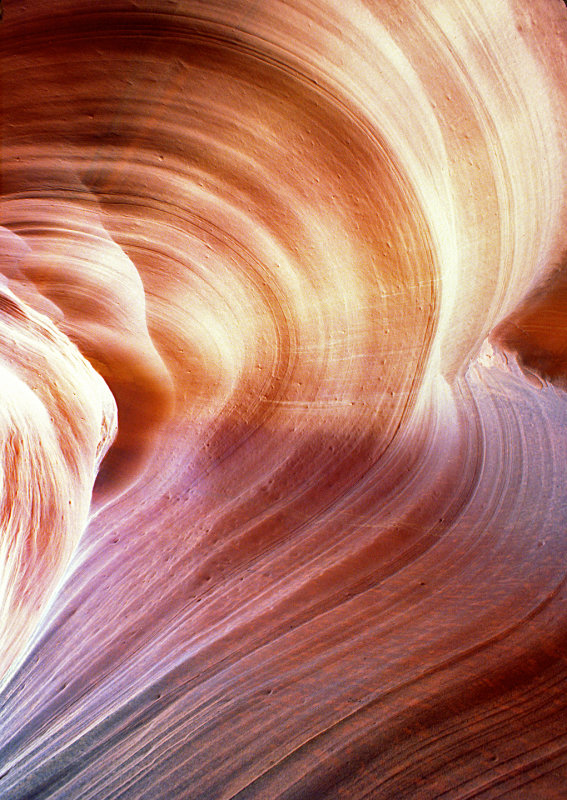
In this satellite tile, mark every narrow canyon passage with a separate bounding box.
[1,1,567,798]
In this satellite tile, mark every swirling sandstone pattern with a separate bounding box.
[1,0,567,797]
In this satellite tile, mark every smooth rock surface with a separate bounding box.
[1,1,567,797]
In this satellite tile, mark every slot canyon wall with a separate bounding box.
[2,0,567,797]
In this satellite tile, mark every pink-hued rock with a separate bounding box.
[1,1,567,797]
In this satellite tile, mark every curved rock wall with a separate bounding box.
[1,1,567,797]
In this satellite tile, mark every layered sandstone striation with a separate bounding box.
[1,1,567,798]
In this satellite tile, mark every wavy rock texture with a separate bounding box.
[1,0,567,797]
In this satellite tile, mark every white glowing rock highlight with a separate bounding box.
[0,287,116,685]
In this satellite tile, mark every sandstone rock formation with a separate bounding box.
[1,1,567,797]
